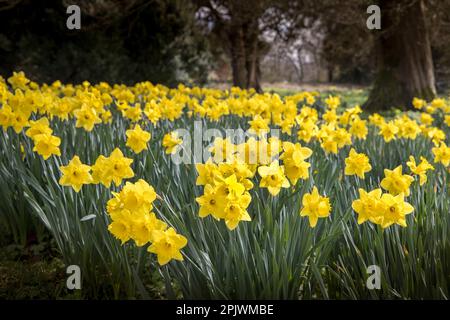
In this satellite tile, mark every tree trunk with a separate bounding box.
[255,55,262,91]
[227,19,263,92]
[288,54,302,83]
[297,52,304,82]
[328,66,333,82]
[364,0,436,111]
[228,26,247,88]
[244,23,263,92]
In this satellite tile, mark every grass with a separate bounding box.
[264,84,368,106]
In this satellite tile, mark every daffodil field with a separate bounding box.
[1,71,450,299]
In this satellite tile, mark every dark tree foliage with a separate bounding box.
[0,0,211,85]
[428,0,450,92]
[321,18,376,84]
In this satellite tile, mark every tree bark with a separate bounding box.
[244,22,263,92]
[228,26,247,88]
[364,0,436,111]
[227,19,263,92]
